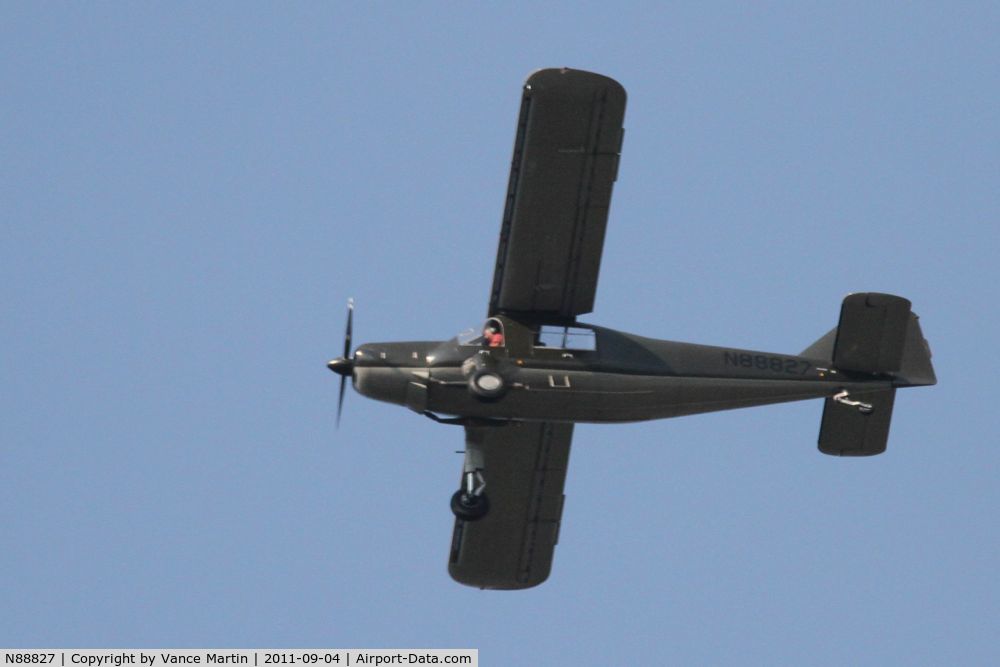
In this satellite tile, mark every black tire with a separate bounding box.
[450,490,490,521]
[468,369,506,400]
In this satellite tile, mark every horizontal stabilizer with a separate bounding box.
[818,389,895,456]
[833,293,911,373]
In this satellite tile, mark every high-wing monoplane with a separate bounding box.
[328,69,936,590]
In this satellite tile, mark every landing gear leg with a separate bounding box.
[450,438,489,521]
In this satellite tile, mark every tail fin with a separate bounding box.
[800,327,837,361]
[896,314,936,387]
[812,293,936,456]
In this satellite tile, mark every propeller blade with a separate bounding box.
[343,298,354,359]
[337,375,347,428]
[334,298,354,429]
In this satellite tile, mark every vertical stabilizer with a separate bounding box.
[896,314,936,387]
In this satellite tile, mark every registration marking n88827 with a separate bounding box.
[723,351,811,375]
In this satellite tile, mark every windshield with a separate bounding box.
[457,318,505,347]
[456,328,485,346]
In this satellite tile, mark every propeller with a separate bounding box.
[327,298,354,427]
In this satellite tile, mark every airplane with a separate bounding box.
[327,68,937,590]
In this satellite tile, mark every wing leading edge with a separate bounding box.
[448,421,573,589]
[488,68,626,321]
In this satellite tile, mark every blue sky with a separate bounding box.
[3,3,998,664]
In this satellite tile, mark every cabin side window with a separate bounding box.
[534,325,597,351]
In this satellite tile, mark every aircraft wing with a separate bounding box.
[488,68,626,320]
[448,421,573,589]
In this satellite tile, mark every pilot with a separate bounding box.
[484,324,505,348]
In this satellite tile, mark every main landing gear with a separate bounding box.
[451,490,489,521]
[451,434,490,521]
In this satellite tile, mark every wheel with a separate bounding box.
[468,369,506,400]
[450,489,490,521]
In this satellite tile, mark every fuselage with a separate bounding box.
[349,322,910,424]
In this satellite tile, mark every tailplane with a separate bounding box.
[800,293,936,386]
[830,292,911,373]
[818,388,896,456]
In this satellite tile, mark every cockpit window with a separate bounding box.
[534,325,597,351]
[457,328,484,346]
[457,319,506,347]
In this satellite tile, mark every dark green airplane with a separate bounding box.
[328,68,936,590]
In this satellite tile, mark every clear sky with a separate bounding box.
[3,3,998,664]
